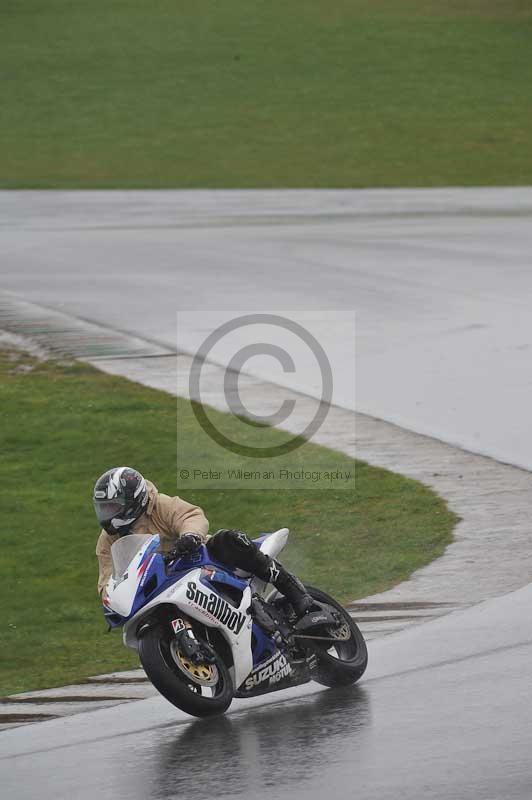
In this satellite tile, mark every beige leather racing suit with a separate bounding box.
[96,480,208,596]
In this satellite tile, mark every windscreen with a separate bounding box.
[110,534,153,580]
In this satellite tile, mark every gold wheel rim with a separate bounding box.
[327,622,351,641]
[173,647,219,687]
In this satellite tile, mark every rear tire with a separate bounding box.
[139,625,233,717]
[304,585,368,687]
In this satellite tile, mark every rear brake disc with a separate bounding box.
[327,622,351,641]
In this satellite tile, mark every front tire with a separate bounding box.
[305,585,368,687]
[139,625,233,717]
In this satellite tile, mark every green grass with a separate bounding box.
[1,0,531,188]
[0,347,457,695]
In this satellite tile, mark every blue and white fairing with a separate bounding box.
[104,529,290,690]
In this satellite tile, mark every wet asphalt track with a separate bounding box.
[2,188,532,467]
[2,189,532,798]
[3,582,532,799]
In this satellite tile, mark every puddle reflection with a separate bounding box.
[152,686,370,800]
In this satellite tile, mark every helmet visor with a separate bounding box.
[94,498,126,524]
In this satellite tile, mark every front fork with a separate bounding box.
[170,615,216,664]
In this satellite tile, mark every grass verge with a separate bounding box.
[0,347,457,695]
[1,1,531,188]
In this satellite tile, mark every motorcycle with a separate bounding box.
[103,528,368,717]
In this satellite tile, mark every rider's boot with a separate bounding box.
[256,555,313,618]
[271,562,314,618]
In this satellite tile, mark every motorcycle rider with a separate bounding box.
[94,466,313,617]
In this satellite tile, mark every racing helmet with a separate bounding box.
[93,467,148,536]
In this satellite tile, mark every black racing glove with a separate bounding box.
[171,533,203,557]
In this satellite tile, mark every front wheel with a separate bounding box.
[304,585,368,687]
[139,624,233,718]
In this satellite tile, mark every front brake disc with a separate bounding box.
[171,645,219,687]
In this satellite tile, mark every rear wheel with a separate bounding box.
[139,624,233,717]
[304,585,368,687]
